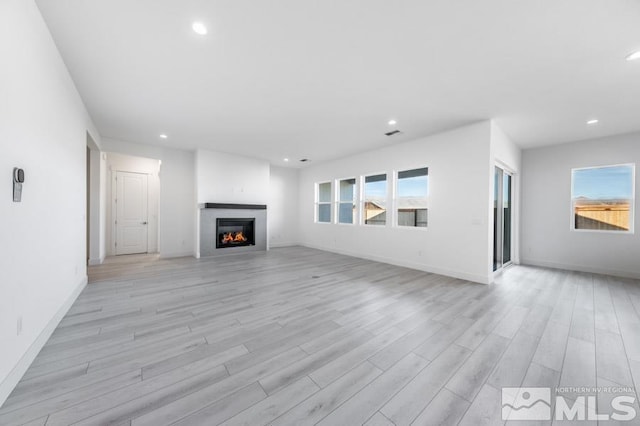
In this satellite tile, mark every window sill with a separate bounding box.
[571,228,634,235]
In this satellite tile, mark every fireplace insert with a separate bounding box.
[216,218,255,249]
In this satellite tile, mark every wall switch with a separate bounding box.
[17,316,22,336]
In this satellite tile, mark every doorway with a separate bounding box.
[86,147,91,263]
[493,166,513,271]
[106,152,160,256]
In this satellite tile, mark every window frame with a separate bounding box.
[315,181,332,224]
[394,166,429,229]
[335,177,358,225]
[570,163,635,234]
[361,172,389,227]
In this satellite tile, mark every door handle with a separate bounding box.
[141,221,148,225]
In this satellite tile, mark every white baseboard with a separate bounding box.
[0,275,87,407]
[521,258,640,280]
[159,251,195,259]
[269,241,300,248]
[88,256,104,266]
[300,243,490,285]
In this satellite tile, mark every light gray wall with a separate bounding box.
[298,121,494,284]
[490,122,522,275]
[196,149,270,204]
[269,166,300,247]
[521,131,640,278]
[87,149,105,265]
[0,0,102,405]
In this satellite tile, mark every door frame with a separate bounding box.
[494,163,515,272]
[111,170,150,255]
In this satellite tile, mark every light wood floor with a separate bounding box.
[2,247,640,425]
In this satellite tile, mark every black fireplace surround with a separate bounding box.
[216,218,255,249]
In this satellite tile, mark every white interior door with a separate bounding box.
[115,171,148,255]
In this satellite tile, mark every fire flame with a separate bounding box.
[222,232,248,244]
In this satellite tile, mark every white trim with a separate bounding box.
[0,276,87,407]
[495,159,517,175]
[300,242,490,285]
[522,258,640,280]
[335,176,357,225]
[361,171,389,227]
[394,166,429,228]
[113,171,152,255]
[159,251,195,259]
[269,241,300,248]
[570,163,635,234]
[315,181,332,224]
[88,256,104,266]
[111,171,117,254]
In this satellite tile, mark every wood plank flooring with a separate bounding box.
[2,247,640,425]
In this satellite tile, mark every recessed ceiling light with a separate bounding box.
[159,134,168,139]
[626,51,640,61]
[283,158,289,162]
[192,22,208,35]
[587,119,599,125]
[388,119,397,126]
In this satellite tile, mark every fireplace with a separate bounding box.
[216,218,255,249]
[199,203,266,257]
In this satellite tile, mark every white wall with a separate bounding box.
[88,149,104,265]
[99,151,107,260]
[87,131,107,266]
[269,166,300,247]
[101,138,196,258]
[298,121,493,284]
[0,0,101,405]
[195,149,271,256]
[195,149,270,204]
[521,131,640,278]
[490,122,522,274]
[105,152,161,255]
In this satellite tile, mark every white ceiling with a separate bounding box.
[36,0,640,166]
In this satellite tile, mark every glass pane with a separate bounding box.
[318,204,331,223]
[338,202,353,224]
[318,182,331,203]
[364,174,387,225]
[397,167,428,227]
[572,164,634,231]
[398,209,428,227]
[339,178,356,202]
[416,209,428,227]
[503,173,511,264]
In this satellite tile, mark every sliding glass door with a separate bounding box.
[493,166,512,271]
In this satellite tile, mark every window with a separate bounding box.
[571,164,634,232]
[363,174,387,225]
[396,167,428,227]
[316,182,331,223]
[337,178,356,224]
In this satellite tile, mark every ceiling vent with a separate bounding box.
[299,158,310,162]
[385,130,402,136]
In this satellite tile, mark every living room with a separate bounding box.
[2,0,640,424]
